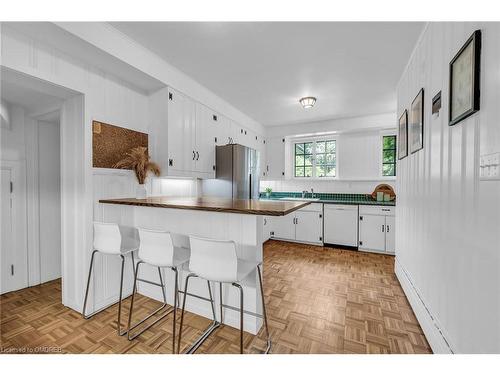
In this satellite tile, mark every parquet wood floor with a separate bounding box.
[0,240,432,354]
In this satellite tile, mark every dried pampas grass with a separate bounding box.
[113,146,160,184]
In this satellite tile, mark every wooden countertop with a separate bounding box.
[99,196,310,216]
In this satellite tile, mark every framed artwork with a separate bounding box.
[449,29,481,126]
[92,120,148,168]
[409,88,424,154]
[398,110,408,160]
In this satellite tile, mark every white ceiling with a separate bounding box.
[110,22,424,126]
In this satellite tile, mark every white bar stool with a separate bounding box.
[177,236,271,354]
[82,222,139,336]
[127,228,190,353]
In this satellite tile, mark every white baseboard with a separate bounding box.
[395,257,454,354]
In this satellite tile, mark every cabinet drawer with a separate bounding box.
[324,204,358,211]
[359,205,394,216]
[298,203,323,212]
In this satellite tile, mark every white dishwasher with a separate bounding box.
[323,204,359,247]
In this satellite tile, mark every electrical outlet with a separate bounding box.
[480,152,500,180]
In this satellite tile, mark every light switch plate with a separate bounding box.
[480,152,500,180]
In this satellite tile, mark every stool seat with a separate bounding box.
[170,246,191,268]
[236,259,259,283]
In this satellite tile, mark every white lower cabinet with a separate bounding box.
[323,204,358,247]
[358,205,395,254]
[267,203,323,245]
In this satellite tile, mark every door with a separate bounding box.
[385,216,395,253]
[266,137,285,179]
[195,103,216,175]
[324,205,358,246]
[272,214,295,240]
[359,214,386,251]
[295,211,323,244]
[1,168,13,294]
[167,88,194,174]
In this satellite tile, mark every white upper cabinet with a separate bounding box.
[265,137,285,179]
[149,86,264,179]
[194,103,217,176]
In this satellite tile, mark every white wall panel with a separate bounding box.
[396,22,500,353]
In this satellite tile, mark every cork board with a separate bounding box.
[92,121,148,169]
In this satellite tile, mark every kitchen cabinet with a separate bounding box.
[149,86,264,179]
[358,205,395,254]
[269,203,323,245]
[295,210,323,244]
[324,204,358,247]
[265,137,285,179]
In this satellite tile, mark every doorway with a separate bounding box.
[1,72,64,293]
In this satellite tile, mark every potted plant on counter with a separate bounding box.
[114,146,161,199]
[265,187,273,198]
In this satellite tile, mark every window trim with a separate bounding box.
[292,136,339,180]
[380,132,397,179]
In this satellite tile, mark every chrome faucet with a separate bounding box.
[310,188,315,198]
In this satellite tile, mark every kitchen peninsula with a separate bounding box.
[100,196,309,335]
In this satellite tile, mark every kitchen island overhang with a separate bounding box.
[99,197,309,336]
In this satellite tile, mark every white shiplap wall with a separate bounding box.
[396,22,500,353]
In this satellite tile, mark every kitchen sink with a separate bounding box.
[278,197,320,202]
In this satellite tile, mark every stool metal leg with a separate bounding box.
[178,274,221,354]
[172,266,179,354]
[127,262,174,341]
[82,250,98,319]
[232,282,244,354]
[257,264,272,354]
[116,254,126,336]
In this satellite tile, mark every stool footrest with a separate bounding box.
[221,303,264,319]
[127,303,174,340]
[183,320,221,354]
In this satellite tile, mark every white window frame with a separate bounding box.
[379,131,397,180]
[291,136,339,180]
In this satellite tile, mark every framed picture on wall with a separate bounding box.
[398,110,408,159]
[409,88,424,154]
[449,29,481,126]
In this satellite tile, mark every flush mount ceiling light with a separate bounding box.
[299,96,317,109]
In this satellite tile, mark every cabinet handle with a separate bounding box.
[196,151,199,160]
[295,217,298,225]
[264,218,267,225]
[192,151,196,160]
[386,225,390,233]
[382,225,385,232]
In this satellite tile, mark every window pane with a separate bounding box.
[383,150,396,163]
[383,136,396,150]
[326,166,336,177]
[316,165,325,177]
[304,166,313,177]
[326,141,336,153]
[295,143,304,155]
[316,154,325,165]
[382,163,395,176]
[295,155,305,166]
[304,155,313,166]
[295,167,304,177]
[304,142,313,154]
[316,141,325,153]
[326,153,336,164]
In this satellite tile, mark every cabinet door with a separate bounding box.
[229,120,240,144]
[295,211,323,244]
[214,114,230,146]
[385,216,395,253]
[324,205,358,246]
[266,137,285,179]
[359,214,386,251]
[263,216,272,242]
[167,88,194,174]
[195,103,216,175]
[271,213,295,240]
[260,138,267,178]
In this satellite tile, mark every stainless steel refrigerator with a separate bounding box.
[215,144,260,199]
